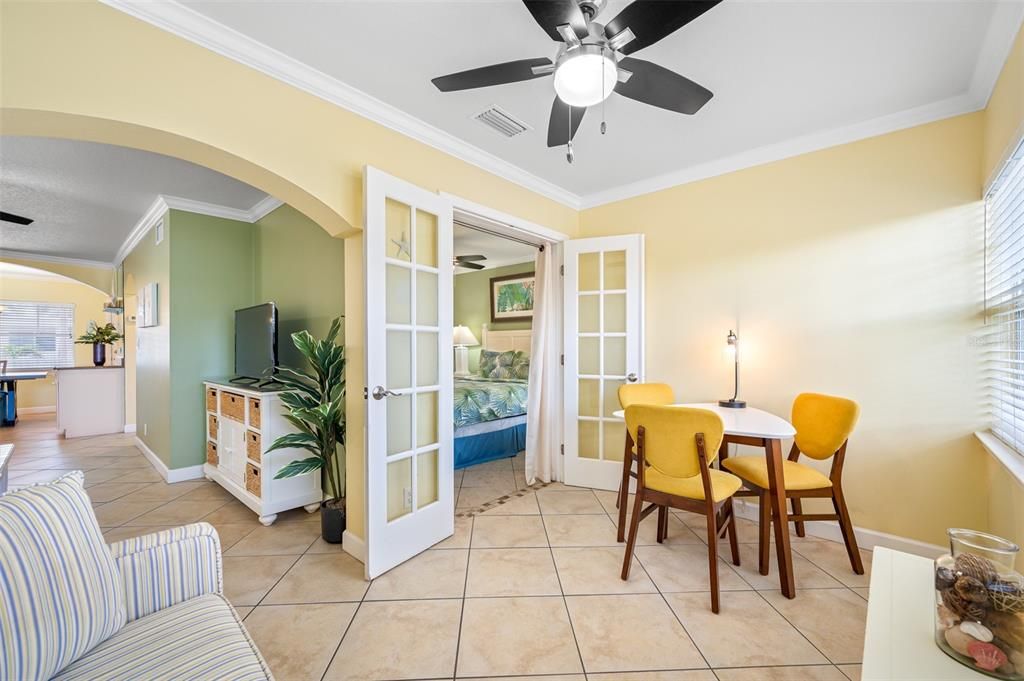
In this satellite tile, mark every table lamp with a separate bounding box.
[453,325,479,377]
[718,329,746,408]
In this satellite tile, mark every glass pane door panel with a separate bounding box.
[386,265,411,325]
[579,252,600,291]
[415,210,438,267]
[579,337,600,375]
[417,450,439,507]
[416,271,438,326]
[604,250,626,289]
[387,394,412,455]
[387,457,412,521]
[603,379,623,416]
[579,295,600,333]
[579,420,599,459]
[579,379,600,416]
[604,337,626,376]
[603,422,626,462]
[416,392,438,448]
[387,331,412,388]
[416,332,439,386]
[386,199,412,262]
[604,294,626,333]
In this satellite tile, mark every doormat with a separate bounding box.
[455,480,553,518]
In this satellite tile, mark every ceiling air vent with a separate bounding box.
[473,105,530,138]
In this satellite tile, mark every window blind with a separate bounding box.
[984,139,1024,455]
[0,300,75,370]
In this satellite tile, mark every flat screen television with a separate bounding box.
[233,303,278,382]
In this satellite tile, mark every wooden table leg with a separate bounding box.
[764,437,795,598]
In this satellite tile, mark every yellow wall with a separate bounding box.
[581,113,989,546]
[0,255,113,295]
[0,1,578,238]
[344,234,366,542]
[982,26,1024,558]
[0,272,112,408]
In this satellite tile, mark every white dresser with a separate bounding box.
[203,380,322,525]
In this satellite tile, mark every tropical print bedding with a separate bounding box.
[454,376,528,429]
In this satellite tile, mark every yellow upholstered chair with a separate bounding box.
[722,392,863,576]
[621,405,742,613]
[615,383,675,542]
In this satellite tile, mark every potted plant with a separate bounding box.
[75,322,124,367]
[268,318,346,543]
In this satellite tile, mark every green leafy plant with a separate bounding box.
[269,317,346,506]
[75,322,124,345]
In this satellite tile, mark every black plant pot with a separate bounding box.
[92,343,106,367]
[320,503,346,544]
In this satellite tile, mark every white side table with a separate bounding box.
[863,546,981,680]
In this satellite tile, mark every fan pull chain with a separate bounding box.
[601,55,607,135]
[566,107,574,164]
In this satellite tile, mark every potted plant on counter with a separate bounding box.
[268,317,347,543]
[75,322,124,367]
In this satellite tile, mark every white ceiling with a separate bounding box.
[168,0,1022,205]
[454,223,536,273]
[0,137,268,263]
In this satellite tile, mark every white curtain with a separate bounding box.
[526,243,563,484]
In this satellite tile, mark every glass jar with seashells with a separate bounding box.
[936,529,1024,679]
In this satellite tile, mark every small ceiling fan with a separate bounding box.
[432,0,721,162]
[0,211,34,226]
[454,254,487,270]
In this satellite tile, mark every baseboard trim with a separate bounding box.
[733,499,946,559]
[132,437,204,483]
[20,406,56,414]
[342,530,366,565]
[123,423,137,434]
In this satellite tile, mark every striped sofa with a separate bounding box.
[0,472,273,681]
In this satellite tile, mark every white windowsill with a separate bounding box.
[975,430,1024,487]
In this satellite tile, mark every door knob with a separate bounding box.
[371,386,399,400]
[626,373,638,383]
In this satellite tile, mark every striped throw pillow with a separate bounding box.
[0,471,127,681]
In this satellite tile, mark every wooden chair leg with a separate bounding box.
[832,486,864,575]
[705,505,721,613]
[791,497,806,537]
[616,454,632,543]
[621,489,645,580]
[725,498,740,566]
[758,490,771,576]
[657,505,668,543]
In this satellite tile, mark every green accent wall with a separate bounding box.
[169,210,256,470]
[254,204,346,367]
[123,205,345,472]
[453,261,535,373]
[124,214,171,466]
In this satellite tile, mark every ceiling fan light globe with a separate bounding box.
[553,48,616,108]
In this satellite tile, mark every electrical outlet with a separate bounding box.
[404,487,413,510]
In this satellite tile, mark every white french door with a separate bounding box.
[364,167,454,578]
[562,235,644,490]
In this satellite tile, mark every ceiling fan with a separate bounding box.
[454,254,487,270]
[431,0,721,162]
[0,211,34,226]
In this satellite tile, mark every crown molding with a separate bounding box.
[102,0,1021,213]
[248,195,284,222]
[99,0,583,211]
[114,193,286,264]
[0,249,113,270]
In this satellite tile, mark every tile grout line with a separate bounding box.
[538,491,589,678]
[450,514,475,680]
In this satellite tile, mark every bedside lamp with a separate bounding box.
[718,329,746,408]
[453,325,479,377]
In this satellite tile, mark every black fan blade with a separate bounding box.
[523,0,588,42]
[456,255,487,261]
[432,58,553,92]
[547,97,587,148]
[457,261,486,270]
[604,1,722,55]
[0,211,33,225]
[615,57,712,114]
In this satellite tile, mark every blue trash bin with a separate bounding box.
[0,390,14,427]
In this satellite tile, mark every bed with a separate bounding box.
[453,326,531,469]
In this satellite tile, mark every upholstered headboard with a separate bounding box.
[481,324,532,354]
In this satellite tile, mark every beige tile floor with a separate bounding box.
[4,415,869,681]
